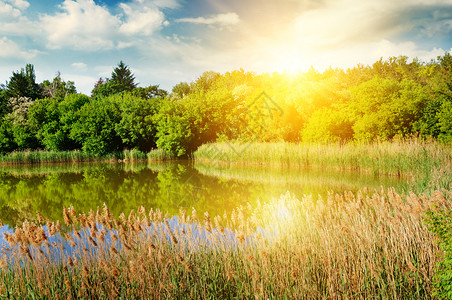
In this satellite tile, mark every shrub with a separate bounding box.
[425,201,452,299]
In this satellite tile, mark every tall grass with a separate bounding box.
[0,150,102,164]
[0,149,176,165]
[0,188,449,298]
[195,139,452,192]
[147,148,176,161]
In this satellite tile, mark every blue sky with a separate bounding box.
[1,0,451,94]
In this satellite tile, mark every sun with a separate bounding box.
[277,49,308,74]
[266,43,310,75]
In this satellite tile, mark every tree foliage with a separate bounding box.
[111,61,137,93]
[41,72,77,99]
[1,55,452,157]
[6,64,42,100]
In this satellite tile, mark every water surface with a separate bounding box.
[0,161,409,226]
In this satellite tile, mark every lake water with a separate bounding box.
[0,161,409,226]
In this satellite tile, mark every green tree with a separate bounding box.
[6,64,42,100]
[0,121,16,154]
[192,71,221,92]
[154,100,192,157]
[302,107,354,142]
[58,93,90,135]
[115,93,162,151]
[41,72,77,99]
[69,96,122,155]
[437,101,452,142]
[350,77,427,141]
[131,85,168,100]
[4,96,40,150]
[91,78,119,99]
[27,97,80,151]
[414,53,452,139]
[0,86,9,119]
[91,62,138,98]
[171,82,191,99]
[110,61,137,93]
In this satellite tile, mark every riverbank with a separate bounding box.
[0,188,448,298]
[194,139,452,192]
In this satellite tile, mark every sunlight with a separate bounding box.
[255,193,301,237]
[274,49,308,75]
[275,202,291,221]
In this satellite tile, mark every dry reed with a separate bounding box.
[0,188,449,299]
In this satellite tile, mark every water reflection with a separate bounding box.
[0,161,408,226]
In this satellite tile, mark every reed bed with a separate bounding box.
[147,148,176,161]
[0,149,176,165]
[0,188,449,299]
[0,150,103,164]
[0,161,151,177]
[195,139,452,191]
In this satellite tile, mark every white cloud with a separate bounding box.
[0,1,21,18]
[119,2,165,36]
[37,0,172,50]
[64,74,97,94]
[423,20,452,36]
[40,0,121,50]
[176,12,240,26]
[292,0,405,51]
[71,62,87,70]
[5,0,29,10]
[0,36,36,58]
[117,41,135,49]
[0,18,38,35]
[151,0,181,9]
[0,1,36,36]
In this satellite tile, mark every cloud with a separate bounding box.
[151,0,181,9]
[119,2,165,36]
[0,1,36,36]
[0,36,36,59]
[316,40,447,70]
[176,12,240,26]
[40,0,121,50]
[291,0,452,50]
[0,1,21,18]
[63,73,97,94]
[38,0,172,50]
[71,62,87,70]
[5,0,29,10]
[292,0,405,51]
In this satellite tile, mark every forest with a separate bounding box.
[0,54,451,157]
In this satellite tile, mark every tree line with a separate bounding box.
[0,55,451,157]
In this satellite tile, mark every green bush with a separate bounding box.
[69,97,122,155]
[425,206,452,299]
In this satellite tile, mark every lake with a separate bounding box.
[0,161,409,226]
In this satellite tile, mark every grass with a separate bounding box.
[147,148,176,161]
[0,150,103,164]
[0,149,175,165]
[0,187,449,298]
[194,139,452,192]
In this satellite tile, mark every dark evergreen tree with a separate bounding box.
[6,64,42,100]
[0,85,8,119]
[110,61,137,93]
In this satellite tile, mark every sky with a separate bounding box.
[0,0,452,94]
